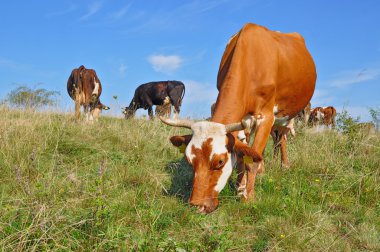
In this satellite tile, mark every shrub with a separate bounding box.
[3,85,60,109]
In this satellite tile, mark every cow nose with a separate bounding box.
[189,198,218,214]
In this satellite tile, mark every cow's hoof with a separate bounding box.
[281,162,290,169]
[241,193,255,203]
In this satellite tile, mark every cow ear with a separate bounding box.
[233,140,263,163]
[226,133,235,152]
[170,135,192,154]
[170,135,192,147]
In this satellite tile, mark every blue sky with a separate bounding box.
[0,0,379,120]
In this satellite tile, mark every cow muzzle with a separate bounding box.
[189,197,218,214]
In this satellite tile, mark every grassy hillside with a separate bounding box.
[0,107,379,251]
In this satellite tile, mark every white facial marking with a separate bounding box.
[184,121,237,193]
[185,121,226,162]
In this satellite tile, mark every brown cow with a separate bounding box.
[67,65,110,121]
[161,23,316,213]
[309,106,336,128]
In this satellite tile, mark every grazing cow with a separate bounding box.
[160,23,316,213]
[155,97,172,118]
[67,65,110,121]
[309,106,336,128]
[123,81,185,119]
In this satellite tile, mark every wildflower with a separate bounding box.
[315,179,320,183]
[280,234,286,239]
[268,178,273,183]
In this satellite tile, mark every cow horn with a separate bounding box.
[225,115,256,133]
[225,122,246,132]
[159,116,193,129]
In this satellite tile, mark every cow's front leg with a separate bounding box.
[243,114,274,201]
[236,154,247,197]
[272,126,290,168]
[148,106,154,119]
[74,90,81,120]
[84,105,91,122]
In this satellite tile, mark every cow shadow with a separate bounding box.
[164,158,193,203]
[164,158,239,203]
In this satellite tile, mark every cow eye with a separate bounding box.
[214,160,225,170]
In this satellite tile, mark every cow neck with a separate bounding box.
[210,89,246,125]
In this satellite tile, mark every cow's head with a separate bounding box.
[123,100,139,119]
[160,117,262,213]
[92,102,110,120]
[122,106,134,119]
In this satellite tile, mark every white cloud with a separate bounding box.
[148,54,183,74]
[118,63,127,76]
[80,1,102,20]
[330,68,380,88]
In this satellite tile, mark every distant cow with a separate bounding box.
[67,65,110,121]
[309,106,336,128]
[123,81,185,119]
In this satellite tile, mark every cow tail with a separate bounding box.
[180,84,185,106]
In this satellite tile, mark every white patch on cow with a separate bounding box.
[274,115,290,127]
[92,78,100,96]
[183,121,237,193]
[185,121,226,161]
[316,111,324,121]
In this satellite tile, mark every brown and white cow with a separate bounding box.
[160,23,316,213]
[67,65,110,121]
[308,106,336,128]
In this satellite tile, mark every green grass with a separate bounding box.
[0,107,379,251]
